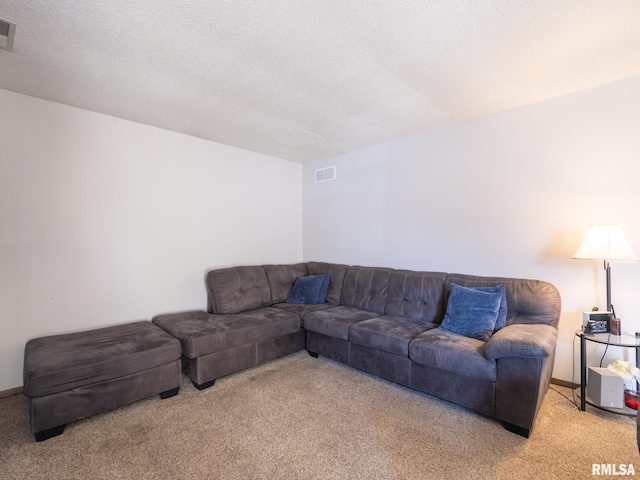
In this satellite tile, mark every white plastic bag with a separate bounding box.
[607,359,640,390]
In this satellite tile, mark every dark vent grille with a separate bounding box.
[0,20,10,37]
[0,18,15,50]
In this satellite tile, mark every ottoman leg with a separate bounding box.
[159,387,180,399]
[34,424,66,442]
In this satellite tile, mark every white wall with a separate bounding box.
[3,76,639,392]
[303,75,640,383]
[0,89,303,391]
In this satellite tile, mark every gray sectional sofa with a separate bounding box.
[153,261,561,437]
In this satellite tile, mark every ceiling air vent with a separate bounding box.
[315,165,336,183]
[0,18,16,51]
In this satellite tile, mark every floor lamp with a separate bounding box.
[572,225,639,314]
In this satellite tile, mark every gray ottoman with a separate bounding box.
[24,321,182,441]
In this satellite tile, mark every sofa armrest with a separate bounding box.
[485,324,558,360]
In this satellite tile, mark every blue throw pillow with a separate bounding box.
[471,284,507,332]
[317,273,330,304]
[440,283,502,341]
[286,274,330,304]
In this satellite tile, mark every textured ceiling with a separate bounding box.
[1,1,639,163]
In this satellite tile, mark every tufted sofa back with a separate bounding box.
[204,264,561,330]
[262,263,309,304]
[340,266,393,314]
[307,262,349,304]
[384,270,447,323]
[444,273,561,328]
[206,266,271,314]
[206,263,349,314]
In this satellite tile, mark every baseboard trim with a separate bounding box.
[0,386,23,398]
[550,377,578,389]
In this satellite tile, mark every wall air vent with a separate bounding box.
[315,165,336,183]
[0,18,16,51]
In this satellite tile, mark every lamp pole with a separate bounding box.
[604,259,612,314]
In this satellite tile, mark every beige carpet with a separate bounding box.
[1,351,638,479]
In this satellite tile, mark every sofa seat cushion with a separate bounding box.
[349,316,437,357]
[270,302,336,325]
[304,306,381,341]
[153,308,300,358]
[409,328,497,382]
[24,321,182,398]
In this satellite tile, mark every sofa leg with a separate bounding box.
[503,422,531,438]
[34,424,66,442]
[159,387,180,399]
[192,379,216,390]
[307,350,318,358]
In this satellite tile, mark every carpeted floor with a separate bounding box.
[1,351,638,479]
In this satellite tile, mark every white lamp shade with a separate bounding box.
[572,225,639,262]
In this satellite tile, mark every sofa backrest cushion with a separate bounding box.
[263,263,309,304]
[385,270,447,322]
[307,262,349,305]
[444,274,561,328]
[341,266,393,314]
[206,266,271,314]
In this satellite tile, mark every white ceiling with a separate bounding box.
[1,1,639,163]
